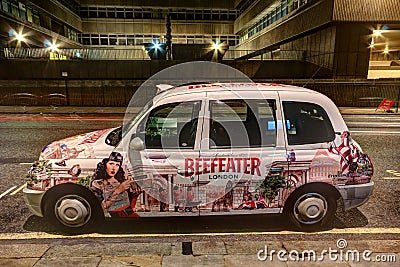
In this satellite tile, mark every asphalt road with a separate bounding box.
[0,113,399,235]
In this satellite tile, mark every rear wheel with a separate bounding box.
[283,184,338,231]
[43,184,103,234]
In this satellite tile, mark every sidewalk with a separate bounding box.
[0,238,399,266]
[0,105,399,115]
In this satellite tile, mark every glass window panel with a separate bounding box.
[126,10,133,19]
[11,3,19,16]
[210,100,277,148]
[98,8,106,18]
[143,101,200,149]
[2,0,9,12]
[107,7,115,18]
[283,102,335,145]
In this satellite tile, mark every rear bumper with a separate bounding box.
[23,187,45,217]
[336,182,374,210]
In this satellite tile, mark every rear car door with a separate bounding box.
[197,90,287,215]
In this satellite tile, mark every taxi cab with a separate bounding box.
[23,82,374,233]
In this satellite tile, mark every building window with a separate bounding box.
[238,0,308,44]
[11,1,19,17]
[98,7,106,18]
[100,37,108,45]
[88,7,97,18]
[116,8,124,19]
[125,9,133,19]
[26,6,33,22]
[107,7,115,18]
[1,0,10,12]
[109,35,117,45]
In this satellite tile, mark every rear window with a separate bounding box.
[283,101,335,145]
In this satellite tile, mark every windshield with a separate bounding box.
[122,100,153,137]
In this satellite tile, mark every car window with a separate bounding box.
[209,99,276,148]
[142,101,200,149]
[283,101,335,145]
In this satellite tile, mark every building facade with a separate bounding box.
[0,1,399,80]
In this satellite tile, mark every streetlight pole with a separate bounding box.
[61,71,69,106]
[166,14,172,60]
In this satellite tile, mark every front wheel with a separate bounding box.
[283,184,339,231]
[43,184,103,234]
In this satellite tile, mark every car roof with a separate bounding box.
[154,82,317,101]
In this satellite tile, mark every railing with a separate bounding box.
[3,47,311,61]
[3,47,151,60]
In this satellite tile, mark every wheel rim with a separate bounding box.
[54,194,92,228]
[293,193,328,225]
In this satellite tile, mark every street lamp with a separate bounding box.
[212,42,221,50]
[210,40,228,62]
[8,28,27,47]
[44,39,59,51]
[144,41,167,59]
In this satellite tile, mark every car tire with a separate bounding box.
[43,183,103,234]
[283,183,339,231]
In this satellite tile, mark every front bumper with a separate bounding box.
[336,181,374,210]
[23,187,45,217]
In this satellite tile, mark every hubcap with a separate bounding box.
[55,195,91,228]
[294,193,328,225]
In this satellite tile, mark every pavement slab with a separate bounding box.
[349,253,400,267]
[225,241,283,255]
[364,240,400,253]
[224,255,287,267]
[33,257,101,267]
[286,259,351,267]
[0,258,39,267]
[98,256,162,267]
[43,242,172,257]
[283,240,368,253]
[0,244,49,258]
[192,241,227,256]
[170,242,183,256]
[162,255,225,267]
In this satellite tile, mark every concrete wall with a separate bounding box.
[332,23,371,78]
[82,19,234,36]
[30,0,82,31]
[333,0,400,22]
[0,60,398,107]
[0,59,320,80]
[235,0,334,55]
[0,77,398,107]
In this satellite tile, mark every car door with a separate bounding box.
[198,90,287,215]
[124,93,206,216]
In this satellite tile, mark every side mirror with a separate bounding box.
[130,137,145,151]
[105,127,122,147]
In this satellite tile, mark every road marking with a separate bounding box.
[1,228,400,240]
[386,170,400,177]
[19,162,33,165]
[350,130,400,134]
[10,183,26,196]
[383,177,400,180]
[0,186,17,199]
